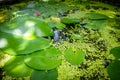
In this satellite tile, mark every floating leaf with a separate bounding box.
[0,16,53,37]
[31,69,58,80]
[0,31,51,55]
[107,60,120,80]
[86,12,109,20]
[64,48,85,65]
[85,20,107,29]
[25,47,61,70]
[71,34,84,41]
[61,18,80,24]
[3,56,32,77]
[110,46,120,60]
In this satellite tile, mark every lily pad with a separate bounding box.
[85,20,107,30]
[61,18,80,24]
[31,69,58,80]
[24,47,61,70]
[64,48,85,65]
[0,31,51,55]
[0,16,53,37]
[110,46,120,60]
[86,12,109,20]
[3,56,32,77]
[107,60,120,80]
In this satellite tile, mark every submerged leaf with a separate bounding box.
[25,47,61,70]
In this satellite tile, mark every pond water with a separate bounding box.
[0,0,120,80]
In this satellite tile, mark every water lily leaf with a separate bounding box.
[31,69,58,80]
[85,20,107,30]
[3,56,32,77]
[107,60,120,80]
[86,12,109,20]
[47,21,66,29]
[24,47,61,70]
[61,18,80,24]
[110,46,120,60]
[0,16,53,37]
[0,31,51,55]
[64,48,85,65]
[71,34,84,41]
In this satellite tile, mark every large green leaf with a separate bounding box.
[86,12,109,20]
[110,46,120,60]
[64,48,85,65]
[31,69,58,80]
[85,20,107,30]
[24,47,61,70]
[3,56,32,77]
[61,18,80,24]
[0,16,53,37]
[0,31,51,55]
[107,60,120,80]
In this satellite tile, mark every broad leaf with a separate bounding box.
[85,20,107,30]
[31,69,58,80]
[110,46,120,60]
[64,48,85,65]
[0,16,53,37]
[86,12,109,20]
[25,47,61,70]
[107,60,120,80]
[61,18,80,24]
[0,31,51,55]
[3,56,32,77]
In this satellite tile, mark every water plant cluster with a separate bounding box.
[0,0,120,80]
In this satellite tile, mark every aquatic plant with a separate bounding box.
[0,16,53,55]
[0,15,61,78]
[64,48,85,65]
[31,69,58,80]
[107,46,120,80]
[0,0,120,80]
[0,15,86,79]
[86,12,109,20]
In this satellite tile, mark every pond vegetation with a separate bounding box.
[0,0,120,80]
